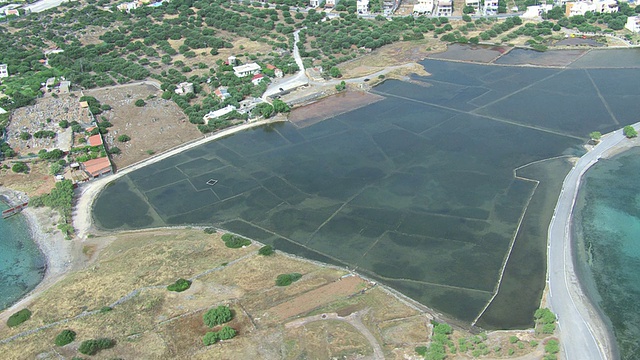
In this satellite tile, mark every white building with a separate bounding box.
[465,0,480,12]
[521,4,553,18]
[413,0,434,14]
[565,0,617,17]
[175,82,194,95]
[357,0,369,13]
[310,0,320,7]
[203,105,237,122]
[435,0,452,16]
[233,63,261,78]
[626,16,640,33]
[484,0,499,11]
[0,64,8,78]
[117,1,140,12]
[325,0,338,7]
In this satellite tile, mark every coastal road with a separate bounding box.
[548,123,639,360]
[23,0,69,13]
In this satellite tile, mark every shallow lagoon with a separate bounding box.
[94,54,640,328]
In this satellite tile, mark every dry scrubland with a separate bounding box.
[0,227,550,359]
[0,229,436,359]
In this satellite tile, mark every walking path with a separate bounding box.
[548,123,640,360]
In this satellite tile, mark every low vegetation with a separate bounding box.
[275,272,302,286]
[203,325,237,346]
[221,233,251,248]
[11,161,29,174]
[534,308,557,335]
[416,322,454,359]
[6,308,32,327]
[167,278,192,292]
[54,329,76,346]
[258,244,275,256]
[623,125,638,138]
[30,180,75,219]
[78,338,115,355]
[203,305,233,327]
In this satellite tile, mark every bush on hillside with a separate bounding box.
[203,305,233,327]
[275,273,302,286]
[54,329,76,346]
[258,245,274,256]
[78,338,115,355]
[203,331,219,346]
[7,308,31,327]
[167,278,192,292]
[221,233,251,248]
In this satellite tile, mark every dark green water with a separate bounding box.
[93,56,640,328]
[575,148,640,359]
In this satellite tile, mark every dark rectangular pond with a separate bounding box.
[92,55,640,329]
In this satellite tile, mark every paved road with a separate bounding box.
[548,123,639,360]
[23,0,69,13]
[263,28,309,100]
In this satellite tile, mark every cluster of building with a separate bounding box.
[564,0,618,17]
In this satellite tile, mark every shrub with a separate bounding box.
[55,329,76,346]
[108,147,121,155]
[135,99,146,107]
[117,134,131,142]
[203,305,233,327]
[12,161,29,173]
[221,233,251,248]
[509,335,519,344]
[623,125,637,138]
[20,132,31,140]
[275,273,302,286]
[203,331,219,345]
[203,227,216,234]
[545,339,560,354]
[78,338,115,355]
[258,245,274,256]
[7,308,31,327]
[167,278,192,292]
[99,306,113,314]
[218,325,237,340]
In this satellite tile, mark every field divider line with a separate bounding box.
[306,187,368,245]
[371,90,583,141]
[373,275,492,295]
[585,70,620,126]
[472,174,540,326]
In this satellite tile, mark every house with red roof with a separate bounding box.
[251,73,265,86]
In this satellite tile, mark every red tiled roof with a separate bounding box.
[88,134,103,146]
[266,64,276,70]
[252,74,264,80]
[83,157,111,177]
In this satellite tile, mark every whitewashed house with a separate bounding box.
[233,63,261,78]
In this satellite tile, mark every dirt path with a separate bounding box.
[285,310,384,360]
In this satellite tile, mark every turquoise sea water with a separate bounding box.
[0,201,46,310]
[575,148,640,359]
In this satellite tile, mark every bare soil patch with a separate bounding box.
[267,275,370,321]
[289,91,385,128]
[84,84,202,169]
[0,160,55,196]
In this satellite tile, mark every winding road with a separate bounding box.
[548,123,639,360]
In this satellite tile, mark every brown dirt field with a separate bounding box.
[84,83,203,169]
[283,320,373,359]
[289,91,385,128]
[0,160,56,196]
[340,39,447,78]
[267,275,370,321]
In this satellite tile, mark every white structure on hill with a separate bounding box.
[522,4,553,18]
[627,16,640,33]
[413,0,434,14]
[175,82,194,95]
[203,105,237,122]
[435,0,452,16]
[0,64,8,78]
[233,63,261,78]
[565,0,617,17]
[310,0,320,7]
[357,0,369,13]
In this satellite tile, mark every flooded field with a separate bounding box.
[93,54,640,328]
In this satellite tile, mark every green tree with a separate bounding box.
[20,132,32,140]
[203,331,219,345]
[272,99,290,113]
[623,125,637,138]
[258,244,274,256]
[118,134,131,142]
[203,305,233,327]
[135,99,146,107]
[589,131,602,141]
[7,309,31,327]
[54,329,76,346]
[275,273,302,286]
[218,325,237,340]
[78,338,115,355]
[12,161,29,173]
[544,339,560,354]
[167,278,192,292]
[329,66,342,78]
